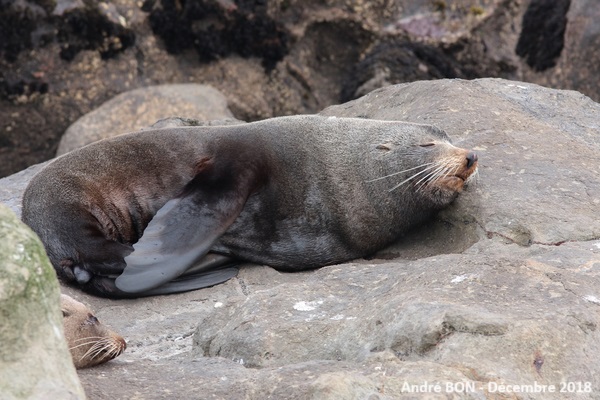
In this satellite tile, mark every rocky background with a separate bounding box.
[2,0,600,177]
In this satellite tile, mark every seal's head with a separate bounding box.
[61,294,126,368]
[368,124,478,209]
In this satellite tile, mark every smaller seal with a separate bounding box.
[61,294,126,368]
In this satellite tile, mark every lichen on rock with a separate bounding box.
[0,204,85,400]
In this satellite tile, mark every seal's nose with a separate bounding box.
[466,152,478,169]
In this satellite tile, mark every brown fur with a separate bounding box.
[61,294,126,368]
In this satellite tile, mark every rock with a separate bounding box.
[56,84,235,155]
[515,0,570,71]
[2,78,600,399]
[0,163,48,218]
[519,0,600,98]
[340,39,475,102]
[192,242,600,379]
[78,352,486,399]
[0,204,85,400]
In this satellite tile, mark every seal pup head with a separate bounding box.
[367,124,478,209]
[61,294,126,368]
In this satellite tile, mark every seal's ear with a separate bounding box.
[115,172,253,294]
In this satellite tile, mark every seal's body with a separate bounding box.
[22,116,478,298]
[61,294,126,368]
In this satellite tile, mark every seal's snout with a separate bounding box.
[466,152,478,169]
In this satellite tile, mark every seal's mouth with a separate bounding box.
[81,335,127,367]
[435,151,478,193]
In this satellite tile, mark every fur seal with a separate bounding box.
[22,115,478,298]
[61,294,126,368]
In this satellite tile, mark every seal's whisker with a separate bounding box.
[107,344,124,357]
[69,339,108,350]
[89,343,114,360]
[445,163,462,183]
[437,161,459,180]
[416,161,455,192]
[80,340,114,361]
[434,162,458,183]
[387,162,443,192]
[112,344,126,357]
[465,168,479,185]
[419,164,446,184]
[402,161,447,189]
[99,343,121,359]
[365,162,435,183]
[73,336,107,342]
[414,164,446,189]
[79,341,106,360]
[419,159,469,192]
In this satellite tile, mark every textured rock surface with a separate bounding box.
[56,84,234,155]
[2,78,600,399]
[0,204,85,400]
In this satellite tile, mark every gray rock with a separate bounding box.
[519,0,600,102]
[191,241,600,384]
[56,84,234,155]
[3,78,600,399]
[0,163,48,218]
[0,204,85,400]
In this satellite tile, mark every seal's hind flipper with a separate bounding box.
[145,266,239,295]
[84,266,238,298]
[115,182,249,293]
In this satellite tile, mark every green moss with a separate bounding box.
[470,6,484,16]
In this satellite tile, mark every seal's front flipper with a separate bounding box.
[115,180,250,294]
